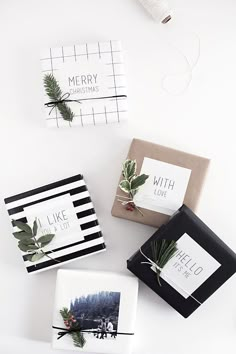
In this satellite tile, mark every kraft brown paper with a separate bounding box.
[111,139,210,228]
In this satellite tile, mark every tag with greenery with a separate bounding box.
[117,159,149,215]
[151,239,178,286]
[12,219,59,263]
[44,73,74,121]
[60,307,86,348]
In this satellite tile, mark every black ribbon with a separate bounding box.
[45,93,127,115]
[52,326,134,340]
[44,93,81,115]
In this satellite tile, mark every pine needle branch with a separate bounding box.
[60,307,86,348]
[44,74,74,122]
[71,331,86,348]
[151,239,178,286]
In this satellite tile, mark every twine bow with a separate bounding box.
[140,247,162,272]
[44,92,81,115]
[52,326,134,340]
[53,326,82,340]
[139,247,202,305]
[45,93,128,115]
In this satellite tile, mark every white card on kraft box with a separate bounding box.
[134,157,191,215]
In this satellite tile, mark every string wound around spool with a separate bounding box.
[137,0,172,24]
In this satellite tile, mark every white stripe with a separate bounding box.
[81,225,101,237]
[26,249,106,275]
[24,237,105,267]
[78,213,97,225]
[74,202,94,213]
[5,179,86,210]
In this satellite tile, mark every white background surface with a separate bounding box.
[0,0,236,353]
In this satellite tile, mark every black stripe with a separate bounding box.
[73,197,91,207]
[26,243,106,273]
[80,220,98,231]
[4,174,84,204]
[14,217,27,223]
[22,231,102,261]
[76,208,95,219]
[7,186,89,216]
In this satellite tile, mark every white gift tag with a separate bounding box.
[133,157,191,215]
[156,234,221,298]
[24,194,84,247]
[57,61,111,101]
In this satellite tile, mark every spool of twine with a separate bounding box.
[138,0,172,24]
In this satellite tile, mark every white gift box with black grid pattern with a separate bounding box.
[41,41,127,128]
[4,175,105,274]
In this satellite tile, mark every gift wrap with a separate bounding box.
[112,138,210,227]
[4,174,105,274]
[52,269,138,353]
[41,40,127,127]
[127,205,236,318]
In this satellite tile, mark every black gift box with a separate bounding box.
[127,205,236,318]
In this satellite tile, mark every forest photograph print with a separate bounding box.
[59,291,121,348]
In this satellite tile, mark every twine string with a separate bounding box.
[140,248,202,305]
[52,326,134,340]
[45,93,127,115]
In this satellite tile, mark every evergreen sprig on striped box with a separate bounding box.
[4,174,105,274]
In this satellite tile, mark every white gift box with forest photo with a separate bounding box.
[52,269,138,354]
[41,40,127,128]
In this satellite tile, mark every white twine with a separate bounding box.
[139,248,202,305]
[138,0,172,24]
[137,0,200,94]
[161,32,201,95]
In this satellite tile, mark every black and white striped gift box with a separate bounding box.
[4,174,105,274]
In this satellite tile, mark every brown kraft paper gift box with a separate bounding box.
[111,139,210,228]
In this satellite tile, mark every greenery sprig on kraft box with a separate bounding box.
[117,159,149,215]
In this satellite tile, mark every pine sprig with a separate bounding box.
[12,219,58,263]
[151,239,178,286]
[60,307,86,348]
[44,73,74,121]
[117,159,149,215]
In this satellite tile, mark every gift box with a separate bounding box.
[111,138,210,228]
[52,269,138,353]
[4,174,105,274]
[127,205,236,318]
[41,40,127,128]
